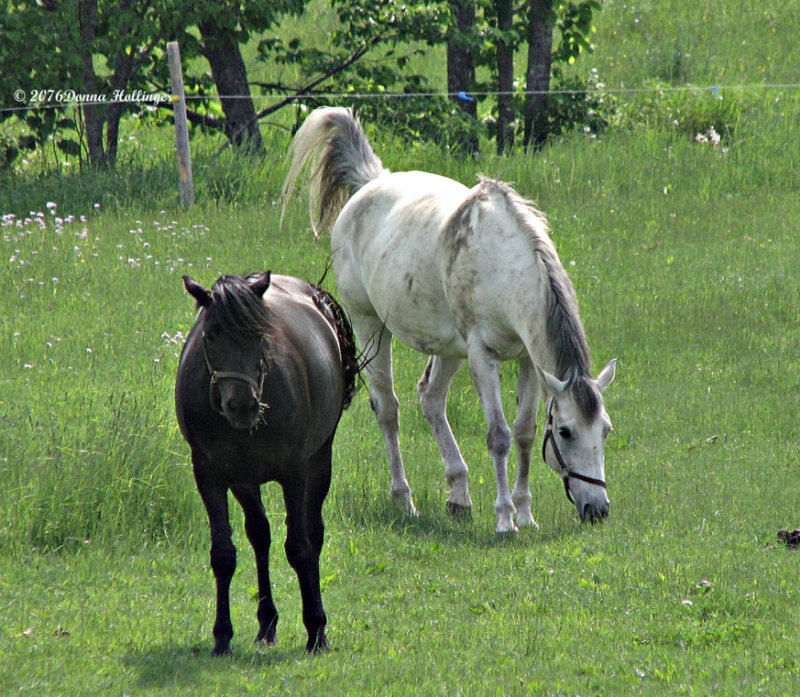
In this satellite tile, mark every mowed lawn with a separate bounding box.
[2,2,800,694]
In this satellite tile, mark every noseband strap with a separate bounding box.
[202,332,266,414]
[542,400,606,504]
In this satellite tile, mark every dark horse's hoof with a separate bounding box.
[211,643,232,657]
[446,501,472,520]
[256,623,277,646]
[306,631,330,654]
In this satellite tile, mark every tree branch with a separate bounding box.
[152,101,226,131]
[212,35,383,158]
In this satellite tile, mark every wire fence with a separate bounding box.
[2,82,800,117]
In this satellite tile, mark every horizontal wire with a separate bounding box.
[2,82,799,116]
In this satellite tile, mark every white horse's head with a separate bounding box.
[537,359,616,523]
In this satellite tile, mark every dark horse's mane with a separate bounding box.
[311,286,359,410]
[207,275,275,343]
[208,274,358,411]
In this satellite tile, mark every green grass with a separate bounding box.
[3,0,800,693]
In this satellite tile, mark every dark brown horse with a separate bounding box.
[176,271,357,655]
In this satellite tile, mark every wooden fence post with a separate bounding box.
[167,41,194,207]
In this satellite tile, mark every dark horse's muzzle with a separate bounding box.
[203,334,267,429]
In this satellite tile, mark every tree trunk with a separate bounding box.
[199,21,264,154]
[78,0,109,168]
[523,0,554,150]
[104,0,137,169]
[495,0,514,154]
[447,0,478,155]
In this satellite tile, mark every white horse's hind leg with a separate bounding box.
[512,358,540,529]
[355,317,417,516]
[417,356,472,516]
[466,337,516,533]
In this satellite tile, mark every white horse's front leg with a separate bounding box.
[417,356,472,516]
[467,338,516,533]
[512,358,540,529]
[356,318,417,516]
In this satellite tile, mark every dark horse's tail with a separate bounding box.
[311,286,359,410]
[281,107,387,237]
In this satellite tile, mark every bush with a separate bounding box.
[547,68,620,137]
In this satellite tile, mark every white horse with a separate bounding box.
[282,107,616,532]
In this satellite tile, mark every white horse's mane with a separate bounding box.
[472,178,600,418]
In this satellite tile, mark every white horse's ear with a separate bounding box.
[535,365,568,397]
[595,358,617,392]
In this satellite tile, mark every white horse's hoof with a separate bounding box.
[446,501,472,520]
[495,518,519,534]
[392,491,418,517]
[516,510,539,529]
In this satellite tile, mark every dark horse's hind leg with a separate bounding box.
[194,461,236,656]
[281,440,333,653]
[231,484,279,645]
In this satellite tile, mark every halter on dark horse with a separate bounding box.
[202,330,267,421]
[176,271,357,655]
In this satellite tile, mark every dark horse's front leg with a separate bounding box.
[231,484,279,645]
[281,447,332,653]
[194,462,236,656]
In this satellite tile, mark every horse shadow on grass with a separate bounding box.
[123,640,315,690]
[338,491,588,550]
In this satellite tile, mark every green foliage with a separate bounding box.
[553,0,601,65]
[0,4,78,167]
[0,1,309,168]
[547,68,619,136]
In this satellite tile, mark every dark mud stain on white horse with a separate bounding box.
[441,193,484,279]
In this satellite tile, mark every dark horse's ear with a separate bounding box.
[250,271,272,298]
[183,275,212,309]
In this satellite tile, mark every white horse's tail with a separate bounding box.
[281,107,387,237]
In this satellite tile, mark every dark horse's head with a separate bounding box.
[183,272,273,430]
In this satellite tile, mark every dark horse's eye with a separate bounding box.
[558,427,572,440]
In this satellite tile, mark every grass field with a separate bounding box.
[2,1,800,694]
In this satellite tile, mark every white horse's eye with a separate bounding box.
[558,427,572,440]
